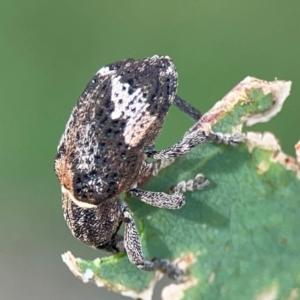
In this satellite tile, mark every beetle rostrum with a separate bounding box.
[55,55,244,281]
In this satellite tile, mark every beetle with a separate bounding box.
[55,55,244,281]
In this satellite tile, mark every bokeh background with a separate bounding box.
[1,1,299,299]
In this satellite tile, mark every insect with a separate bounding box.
[54,55,244,281]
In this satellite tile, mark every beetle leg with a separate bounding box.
[121,205,184,282]
[148,130,245,160]
[129,188,185,209]
[173,95,203,121]
[130,173,209,209]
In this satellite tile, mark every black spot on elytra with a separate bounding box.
[128,87,135,95]
[104,100,111,108]
[99,142,106,151]
[127,78,134,86]
[98,116,108,128]
[105,129,112,138]
[111,120,119,127]
[166,84,171,95]
[94,155,100,165]
[161,105,168,113]
[95,109,103,120]
[58,144,66,155]
[89,170,97,179]
[82,174,89,182]
[75,176,81,184]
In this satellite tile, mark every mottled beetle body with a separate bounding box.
[56,56,177,206]
[55,55,244,281]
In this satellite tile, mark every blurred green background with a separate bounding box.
[1,1,299,299]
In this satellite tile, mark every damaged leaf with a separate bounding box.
[63,77,300,300]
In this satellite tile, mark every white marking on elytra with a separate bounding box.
[166,65,175,76]
[110,77,143,119]
[76,123,94,172]
[159,65,176,78]
[149,56,176,78]
[96,66,115,77]
[110,76,156,146]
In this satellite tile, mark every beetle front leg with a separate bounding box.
[173,95,202,121]
[129,188,185,209]
[122,205,184,282]
[130,172,209,209]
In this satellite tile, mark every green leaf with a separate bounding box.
[63,77,300,300]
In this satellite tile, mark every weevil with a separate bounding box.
[55,55,244,281]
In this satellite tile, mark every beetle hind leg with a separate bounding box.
[122,205,185,282]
